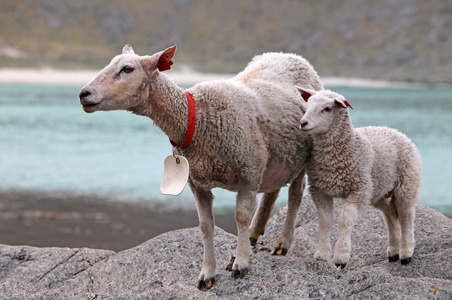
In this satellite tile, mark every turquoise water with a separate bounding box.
[0,85,451,216]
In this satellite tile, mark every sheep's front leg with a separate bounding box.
[231,184,257,278]
[272,169,306,255]
[334,194,365,269]
[249,189,280,246]
[189,182,216,289]
[312,190,334,262]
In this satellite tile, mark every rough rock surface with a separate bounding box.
[1,195,451,299]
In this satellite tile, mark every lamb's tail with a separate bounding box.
[389,194,399,220]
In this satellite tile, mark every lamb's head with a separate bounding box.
[79,44,176,113]
[296,87,352,135]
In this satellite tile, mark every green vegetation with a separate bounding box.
[1,0,451,83]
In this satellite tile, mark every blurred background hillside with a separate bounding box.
[0,0,451,84]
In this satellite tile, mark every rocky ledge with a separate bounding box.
[1,195,451,299]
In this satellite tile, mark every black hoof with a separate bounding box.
[271,244,288,256]
[401,257,412,265]
[388,254,400,262]
[231,268,248,279]
[249,237,258,246]
[225,256,235,271]
[197,277,215,290]
[335,263,347,269]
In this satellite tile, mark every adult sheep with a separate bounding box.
[79,45,323,288]
[296,87,422,268]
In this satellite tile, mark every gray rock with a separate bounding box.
[1,195,451,299]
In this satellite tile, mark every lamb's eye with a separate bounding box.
[121,66,134,74]
[323,107,332,112]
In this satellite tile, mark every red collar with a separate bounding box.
[169,91,196,149]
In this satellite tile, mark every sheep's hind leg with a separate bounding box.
[230,183,257,278]
[272,170,306,256]
[189,182,216,289]
[312,191,334,262]
[249,189,280,246]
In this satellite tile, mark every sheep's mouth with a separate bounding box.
[82,103,98,107]
[81,102,100,113]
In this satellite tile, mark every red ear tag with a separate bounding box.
[301,92,311,102]
[344,100,353,109]
[157,59,173,71]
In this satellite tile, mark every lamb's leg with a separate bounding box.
[231,183,257,278]
[272,169,306,255]
[373,197,401,262]
[312,190,334,262]
[249,189,280,246]
[334,195,365,269]
[396,202,416,265]
[189,182,216,289]
[394,155,420,265]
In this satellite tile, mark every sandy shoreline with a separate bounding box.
[0,189,237,252]
[0,67,232,87]
[0,67,419,88]
[1,188,451,253]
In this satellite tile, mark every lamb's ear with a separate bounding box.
[141,45,177,74]
[122,44,135,55]
[295,86,318,102]
[335,95,353,109]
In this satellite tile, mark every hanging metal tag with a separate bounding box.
[160,155,189,196]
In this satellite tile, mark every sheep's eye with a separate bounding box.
[323,107,332,113]
[121,66,134,74]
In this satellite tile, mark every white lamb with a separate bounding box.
[79,45,323,288]
[296,87,422,268]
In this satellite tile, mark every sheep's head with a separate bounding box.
[296,87,352,135]
[79,44,176,113]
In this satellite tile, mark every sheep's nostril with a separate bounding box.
[79,89,91,100]
[300,121,308,128]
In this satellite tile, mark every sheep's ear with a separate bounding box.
[122,44,135,55]
[296,86,317,102]
[159,45,176,64]
[335,96,353,109]
[156,45,177,71]
[141,45,176,74]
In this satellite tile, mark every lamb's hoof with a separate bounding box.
[271,243,288,256]
[388,254,400,262]
[231,267,248,279]
[249,237,258,246]
[401,257,412,265]
[197,277,215,290]
[225,255,235,271]
[335,263,347,269]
